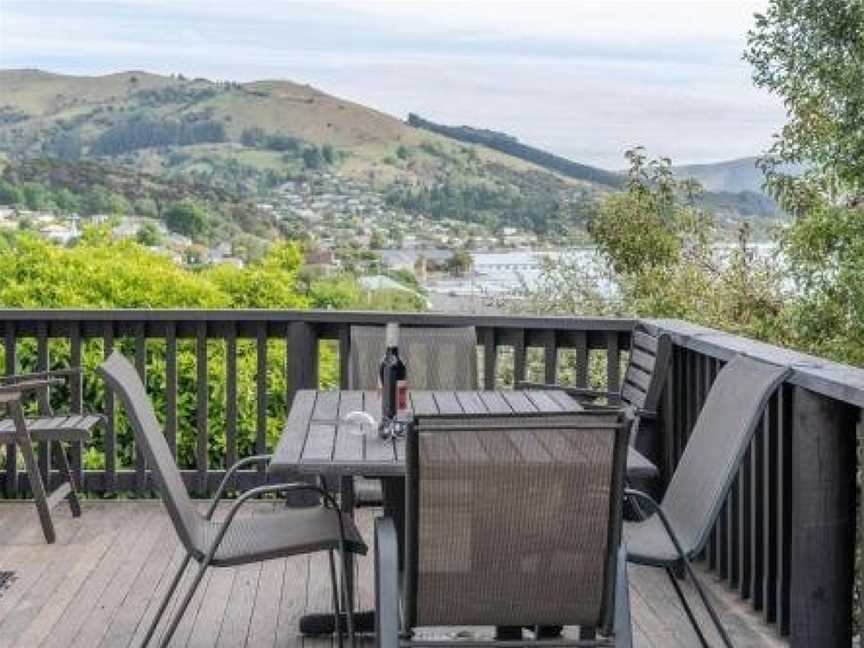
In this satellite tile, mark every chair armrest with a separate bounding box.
[203,483,345,564]
[624,489,690,562]
[516,382,621,402]
[206,454,273,519]
[633,408,658,420]
[0,378,63,395]
[626,447,659,481]
[374,516,400,648]
[0,368,81,383]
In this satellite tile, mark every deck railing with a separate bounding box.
[0,309,859,647]
[646,319,859,648]
[0,310,634,496]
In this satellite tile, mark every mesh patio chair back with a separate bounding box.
[660,354,790,555]
[99,351,202,553]
[348,325,477,390]
[404,410,631,633]
[619,324,672,414]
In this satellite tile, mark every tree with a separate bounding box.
[445,250,473,277]
[20,182,51,211]
[82,186,129,215]
[241,127,265,147]
[322,144,336,165]
[53,188,81,214]
[302,146,323,170]
[135,222,163,246]
[164,199,207,238]
[0,179,23,205]
[745,1,864,363]
[744,0,864,206]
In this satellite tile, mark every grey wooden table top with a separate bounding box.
[269,389,581,478]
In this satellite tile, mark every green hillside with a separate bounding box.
[0,69,783,244]
[0,69,594,190]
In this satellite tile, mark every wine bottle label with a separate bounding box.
[397,380,408,410]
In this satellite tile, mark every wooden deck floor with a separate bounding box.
[0,501,786,648]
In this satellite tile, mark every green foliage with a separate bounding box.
[588,148,698,275]
[81,185,130,215]
[302,146,324,170]
[90,117,226,156]
[744,0,864,366]
[321,144,336,165]
[385,176,591,239]
[0,178,23,205]
[515,149,787,343]
[745,0,864,198]
[241,128,302,153]
[0,230,226,308]
[205,243,310,309]
[164,199,207,238]
[20,181,51,211]
[445,250,473,277]
[0,233,339,471]
[135,222,163,246]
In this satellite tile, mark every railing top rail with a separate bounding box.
[644,317,864,408]
[0,309,637,331]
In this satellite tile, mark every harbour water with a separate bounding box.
[422,243,779,313]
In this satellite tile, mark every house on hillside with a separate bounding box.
[304,248,339,273]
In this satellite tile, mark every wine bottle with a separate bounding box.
[379,323,407,422]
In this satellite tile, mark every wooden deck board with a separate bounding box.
[0,501,788,648]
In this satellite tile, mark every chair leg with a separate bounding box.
[665,567,709,648]
[55,442,81,517]
[15,423,54,543]
[158,560,210,648]
[329,550,345,648]
[140,552,191,648]
[338,548,356,648]
[613,546,633,648]
[679,558,734,648]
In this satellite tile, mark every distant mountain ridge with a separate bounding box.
[673,156,805,196]
[407,113,624,189]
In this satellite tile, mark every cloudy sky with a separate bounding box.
[0,0,784,169]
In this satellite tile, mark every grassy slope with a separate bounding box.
[0,69,593,191]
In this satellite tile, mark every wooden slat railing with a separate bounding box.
[0,310,633,498]
[645,318,860,648]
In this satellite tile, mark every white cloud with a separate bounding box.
[0,0,782,167]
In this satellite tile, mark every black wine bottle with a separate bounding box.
[379,323,407,421]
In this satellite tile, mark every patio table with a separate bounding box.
[269,388,584,634]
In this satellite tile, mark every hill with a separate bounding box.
[0,69,784,245]
[0,69,593,190]
[673,156,805,195]
[406,113,624,189]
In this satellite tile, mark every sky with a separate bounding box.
[0,0,784,169]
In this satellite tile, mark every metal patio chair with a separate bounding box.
[518,323,672,482]
[624,354,790,648]
[374,410,635,648]
[99,351,367,648]
[348,325,478,506]
[0,368,101,543]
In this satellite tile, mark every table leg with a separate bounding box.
[381,476,406,570]
[299,475,378,637]
[340,475,356,608]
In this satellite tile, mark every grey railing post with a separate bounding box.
[789,386,856,647]
[286,321,319,506]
